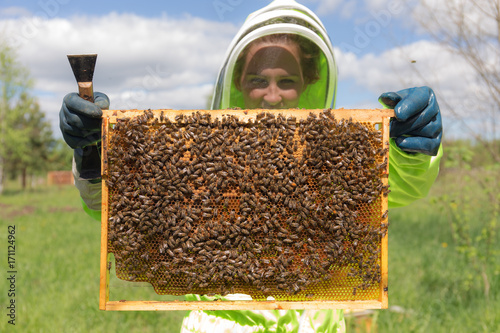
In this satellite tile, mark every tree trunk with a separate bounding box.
[22,167,26,190]
[0,158,3,194]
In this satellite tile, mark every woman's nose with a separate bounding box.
[263,83,282,106]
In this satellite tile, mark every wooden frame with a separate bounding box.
[99,108,393,311]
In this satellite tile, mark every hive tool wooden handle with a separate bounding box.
[67,54,97,103]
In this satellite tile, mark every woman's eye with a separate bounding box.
[279,78,297,86]
[249,77,268,87]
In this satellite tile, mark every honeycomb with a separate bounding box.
[102,109,389,302]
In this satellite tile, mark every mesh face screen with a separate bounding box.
[103,109,389,302]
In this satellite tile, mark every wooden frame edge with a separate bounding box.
[99,108,395,311]
[104,300,384,311]
[99,116,110,310]
[379,116,391,309]
[102,108,395,123]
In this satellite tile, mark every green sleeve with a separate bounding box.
[388,139,443,208]
[81,198,101,221]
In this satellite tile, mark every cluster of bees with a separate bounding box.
[105,109,389,299]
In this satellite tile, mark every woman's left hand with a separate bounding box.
[378,86,442,156]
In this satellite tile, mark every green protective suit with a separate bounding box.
[76,0,441,331]
[188,0,441,331]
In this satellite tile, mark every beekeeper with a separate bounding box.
[59,0,442,332]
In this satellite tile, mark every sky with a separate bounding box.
[0,0,494,139]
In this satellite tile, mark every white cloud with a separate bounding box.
[304,0,346,16]
[0,6,33,18]
[335,38,498,138]
[411,0,498,38]
[307,0,406,20]
[0,12,238,136]
[0,5,495,139]
[364,0,395,12]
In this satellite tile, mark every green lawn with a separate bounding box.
[0,172,498,332]
[365,169,500,333]
[0,185,187,333]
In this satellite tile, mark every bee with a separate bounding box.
[294,241,304,249]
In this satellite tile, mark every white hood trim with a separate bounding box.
[220,23,336,109]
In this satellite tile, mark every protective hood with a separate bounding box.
[211,0,337,110]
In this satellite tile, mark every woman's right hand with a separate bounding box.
[59,92,110,149]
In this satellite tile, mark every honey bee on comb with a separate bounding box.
[103,109,389,300]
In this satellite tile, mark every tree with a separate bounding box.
[47,138,73,172]
[409,0,500,160]
[0,40,31,193]
[407,0,500,300]
[0,40,56,192]
[3,92,55,189]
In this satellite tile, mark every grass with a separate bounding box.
[349,170,500,333]
[371,205,498,332]
[0,184,187,333]
[1,171,499,332]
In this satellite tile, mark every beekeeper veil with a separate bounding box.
[211,0,337,110]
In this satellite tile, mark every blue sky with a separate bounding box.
[0,0,484,138]
[1,0,417,56]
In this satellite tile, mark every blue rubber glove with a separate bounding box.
[59,92,109,180]
[378,86,442,156]
[59,92,109,149]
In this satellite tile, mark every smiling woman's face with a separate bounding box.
[238,42,306,109]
